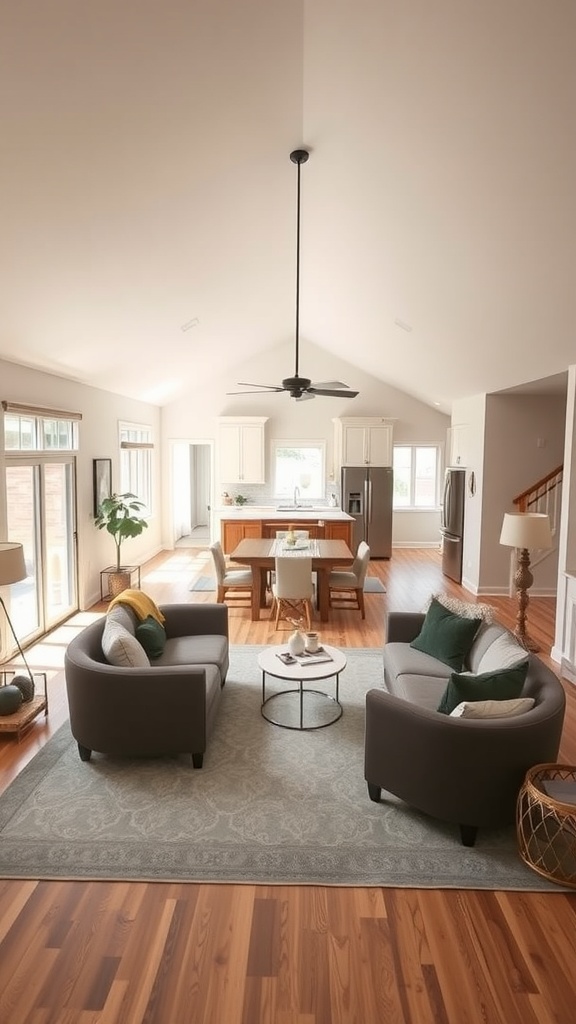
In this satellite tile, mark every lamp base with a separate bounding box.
[513,629,540,654]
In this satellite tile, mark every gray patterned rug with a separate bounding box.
[0,646,555,888]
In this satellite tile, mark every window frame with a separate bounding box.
[392,443,441,510]
[119,421,153,516]
[272,439,326,502]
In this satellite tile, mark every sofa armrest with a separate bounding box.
[364,687,564,829]
[385,612,425,644]
[161,603,229,639]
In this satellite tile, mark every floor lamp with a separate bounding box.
[499,513,552,653]
[0,541,34,683]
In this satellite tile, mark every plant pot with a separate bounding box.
[108,571,132,598]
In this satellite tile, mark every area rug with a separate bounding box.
[0,647,557,889]
[190,577,385,593]
[363,577,386,593]
[189,576,216,591]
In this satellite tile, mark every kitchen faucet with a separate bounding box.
[293,485,300,507]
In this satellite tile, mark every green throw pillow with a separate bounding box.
[437,661,529,715]
[410,598,482,671]
[135,616,166,659]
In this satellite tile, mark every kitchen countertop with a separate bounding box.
[216,506,353,521]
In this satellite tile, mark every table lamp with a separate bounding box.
[0,541,34,683]
[499,513,552,652]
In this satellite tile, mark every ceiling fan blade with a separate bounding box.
[295,392,315,402]
[309,381,349,389]
[307,387,360,398]
[233,382,285,392]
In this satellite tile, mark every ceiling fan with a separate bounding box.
[228,149,359,402]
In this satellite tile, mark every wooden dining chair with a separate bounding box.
[271,555,314,630]
[209,541,253,606]
[328,541,371,618]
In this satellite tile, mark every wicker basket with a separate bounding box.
[517,763,576,888]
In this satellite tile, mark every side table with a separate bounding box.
[517,762,576,888]
[0,671,48,742]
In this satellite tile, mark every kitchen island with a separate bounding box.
[217,507,354,553]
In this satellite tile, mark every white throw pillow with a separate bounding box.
[424,593,495,623]
[450,697,535,719]
[476,630,529,675]
[102,618,150,668]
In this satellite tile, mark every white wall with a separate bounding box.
[453,391,566,597]
[160,338,450,546]
[480,394,565,594]
[0,359,163,608]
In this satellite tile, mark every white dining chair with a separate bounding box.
[271,555,314,630]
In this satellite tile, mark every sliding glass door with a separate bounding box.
[5,456,77,646]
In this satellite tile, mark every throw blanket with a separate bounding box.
[108,589,165,624]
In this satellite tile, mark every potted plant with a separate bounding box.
[94,492,148,597]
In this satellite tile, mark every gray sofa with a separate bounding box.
[364,611,566,845]
[64,603,229,767]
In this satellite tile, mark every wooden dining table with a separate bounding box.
[229,537,354,622]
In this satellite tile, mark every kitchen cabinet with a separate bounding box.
[222,520,262,554]
[324,520,353,545]
[447,423,469,467]
[222,517,353,552]
[262,520,326,540]
[218,417,268,485]
[334,417,394,468]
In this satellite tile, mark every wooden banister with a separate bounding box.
[513,464,563,512]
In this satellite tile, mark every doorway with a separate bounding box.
[171,441,213,547]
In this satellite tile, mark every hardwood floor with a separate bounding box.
[0,547,575,1024]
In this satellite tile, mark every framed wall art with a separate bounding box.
[93,458,112,516]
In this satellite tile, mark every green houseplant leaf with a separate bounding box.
[94,492,148,571]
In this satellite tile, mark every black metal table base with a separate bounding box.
[261,672,342,730]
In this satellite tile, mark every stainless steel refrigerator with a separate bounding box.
[440,467,466,583]
[341,466,393,558]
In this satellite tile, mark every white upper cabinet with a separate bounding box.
[447,423,469,467]
[218,417,268,484]
[334,417,394,468]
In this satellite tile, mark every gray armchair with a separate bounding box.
[64,603,229,768]
[365,612,566,845]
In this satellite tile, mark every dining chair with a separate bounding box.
[271,555,314,630]
[209,541,253,606]
[328,541,371,618]
[267,531,311,591]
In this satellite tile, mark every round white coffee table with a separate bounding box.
[258,644,347,730]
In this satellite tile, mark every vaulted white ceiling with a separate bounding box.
[2,1,574,411]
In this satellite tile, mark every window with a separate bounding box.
[3,406,80,452]
[393,445,440,509]
[119,422,153,514]
[273,441,325,502]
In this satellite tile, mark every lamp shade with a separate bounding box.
[499,513,552,551]
[0,542,27,586]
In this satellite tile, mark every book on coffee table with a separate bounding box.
[294,648,333,664]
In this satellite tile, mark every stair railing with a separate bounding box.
[512,464,563,567]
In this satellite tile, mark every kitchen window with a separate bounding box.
[273,441,325,502]
[393,445,440,509]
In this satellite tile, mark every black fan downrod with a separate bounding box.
[289,149,309,379]
[228,147,359,401]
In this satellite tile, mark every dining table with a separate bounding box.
[229,537,354,622]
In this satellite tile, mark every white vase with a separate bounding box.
[288,629,305,656]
